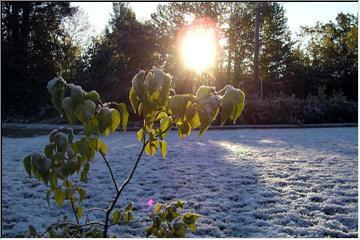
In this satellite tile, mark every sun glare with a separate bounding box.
[179,19,220,74]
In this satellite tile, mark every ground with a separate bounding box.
[2,127,358,237]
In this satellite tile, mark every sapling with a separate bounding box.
[23,67,245,237]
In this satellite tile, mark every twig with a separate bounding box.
[100,151,118,192]
[102,136,150,237]
[65,179,79,225]
[40,221,104,237]
[85,207,107,224]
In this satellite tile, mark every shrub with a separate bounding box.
[22,67,245,237]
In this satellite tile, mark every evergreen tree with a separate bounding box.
[2,2,77,119]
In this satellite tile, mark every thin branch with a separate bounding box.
[40,221,104,237]
[109,218,152,227]
[100,151,118,192]
[85,207,107,224]
[65,179,79,225]
[103,136,150,237]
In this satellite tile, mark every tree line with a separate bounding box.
[2,2,358,120]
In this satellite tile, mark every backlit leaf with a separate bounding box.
[110,108,120,132]
[159,141,167,159]
[47,77,66,115]
[118,103,129,131]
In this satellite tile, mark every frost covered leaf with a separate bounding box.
[118,103,129,131]
[152,67,172,104]
[168,95,190,121]
[44,143,55,158]
[47,77,66,115]
[196,86,213,99]
[132,70,147,101]
[198,97,220,135]
[159,140,167,158]
[78,100,96,123]
[84,90,100,103]
[220,85,245,125]
[62,97,77,124]
[69,84,84,103]
[96,107,112,135]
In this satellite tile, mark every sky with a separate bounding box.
[71,2,358,37]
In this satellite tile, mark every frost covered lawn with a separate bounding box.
[2,127,358,237]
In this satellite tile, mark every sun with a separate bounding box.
[178,19,220,73]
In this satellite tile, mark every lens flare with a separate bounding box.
[147,199,155,207]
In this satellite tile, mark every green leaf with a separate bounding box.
[96,107,112,135]
[23,155,32,176]
[76,206,83,219]
[110,108,120,132]
[99,141,107,155]
[155,111,168,121]
[112,210,120,224]
[168,95,189,121]
[84,90,100,103]
[220,85,245,125]
[177,121,191,139]
[137,128,144,142]
[153,203,162,214]
[153,67,172,104]
[88,137,101,151]
[173,222,187,237]
[129,87,139,114]
[159,141,167,159]
[127,211,134,222]
[196,86,214,99]
[78,100,96,123]
[62,97,77,124]
[159,115,172,138]
[126,202,133,211]
[47,77,66,115]
[46,189,51,207]
[78,188,87,201]
[132,70,147,101]
[69,83,85,103]
[54,189,65,207]
[145,139,158,156]
[118,103,129,131]
[54,132,68,152]
[28,225,38,237]
[182,213,200,225]
[84,117,99,136]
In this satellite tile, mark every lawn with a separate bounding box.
[2,127,358,237]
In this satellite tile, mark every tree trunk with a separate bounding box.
[253,2,261,98]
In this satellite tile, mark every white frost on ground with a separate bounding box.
[2,127,358,237]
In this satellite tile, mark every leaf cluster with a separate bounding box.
[145,200,200,238]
